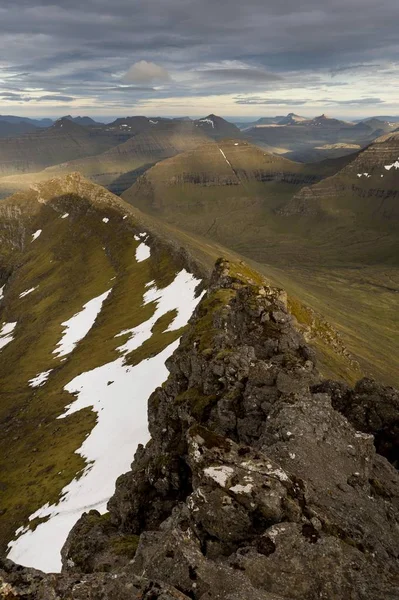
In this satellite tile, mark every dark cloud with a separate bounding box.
[330,63,381,76]
[0,0,398,113]
[38,95,74,101]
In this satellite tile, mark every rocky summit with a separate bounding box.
[1,258,398,600]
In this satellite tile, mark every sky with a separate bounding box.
[0,0,398,119]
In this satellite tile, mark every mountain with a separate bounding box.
[0,172,204,562]
[194,114,241,138]
[122,140,354,246]
[280,131,399,237]
[0,117,134,177]
[277,112,308,125]
[300,114,352,128]
[0,115,53,128]
[356,115,399,123]
[1,258,398,598]
[106,115,163,134]
[122,139,398,386]
[237,116,285,129]
[244,113,385,162]
[0,121,213,199]
[63,115,101,127]
[0,119,38,138]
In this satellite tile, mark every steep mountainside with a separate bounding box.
[122,140,398,386]
[0,173,205,564]
[0,118,133,177]
[281,131,399,259]
[1,259,398,599]
[122,140,354,257]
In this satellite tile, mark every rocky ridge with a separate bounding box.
[1,259,399,599]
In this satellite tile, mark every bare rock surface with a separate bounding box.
[1,259,399,599]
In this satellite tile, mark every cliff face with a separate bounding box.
[1,259,399,599]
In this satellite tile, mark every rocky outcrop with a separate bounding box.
[314,378,399,468]
[1,259,399,599]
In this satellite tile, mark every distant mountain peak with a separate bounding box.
[52,117,86,132]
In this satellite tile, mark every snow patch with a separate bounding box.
[8,270,202,572]
[219,148,232,168]
[19,287,37,299]
[135,242,151,263]
[0,285,4,300]
[61,213,69,219]
[29,370,53,388]
[149,120,158,125]
[384,159,399,171]
[31,230,42,242]
[53,290,112,358]
[0,321,17,350]
[102,217,109,223]
[199,118,215,128]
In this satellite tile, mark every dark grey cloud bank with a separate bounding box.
[0,0,398,114]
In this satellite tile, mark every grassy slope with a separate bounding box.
[122,141,398,387]
[0,179,193,553]
[0,125,213,200]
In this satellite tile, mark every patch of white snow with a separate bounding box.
[29,370,53,388]
[8,270,203,573]
[53,290,112,358]
[384,159,399,171]
[19,287,37,299]
[0,321,17,350]
[135,242,151,263]
[61,213,69,219]
[31,230,42,242]
[199,118,215,128]
[102,217,109,223]
[219,148,232,168]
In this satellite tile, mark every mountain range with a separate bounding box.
[0,109,397,597]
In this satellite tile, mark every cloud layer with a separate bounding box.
[0,0,398,117]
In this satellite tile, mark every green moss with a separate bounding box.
[215,349,233,360]
[183,287,235,352]
[175,388,219,421]
[110,534,140,558]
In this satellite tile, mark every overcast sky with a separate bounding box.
[0,0,398,119]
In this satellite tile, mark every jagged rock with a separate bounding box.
[0,557,192,599]
[314,378,399,467]
[2,258,399,599]
[61,510,139,574]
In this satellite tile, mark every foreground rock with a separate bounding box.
[1,259,399,599]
